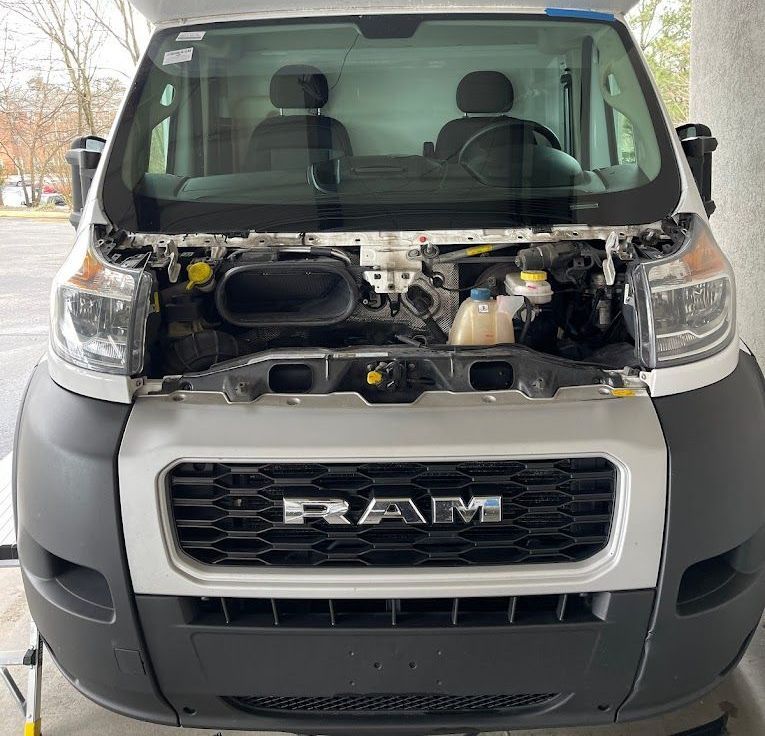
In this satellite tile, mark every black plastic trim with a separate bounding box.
[135,590,653,733]
[13,365,177,725]
[618,351,765,721]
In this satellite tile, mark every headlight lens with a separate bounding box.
[51,232,152,375]
[631,216,736,369]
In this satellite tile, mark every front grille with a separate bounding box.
[225,692,560,714]
[168,458,616,567]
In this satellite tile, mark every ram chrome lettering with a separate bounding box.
[282,496,503,525]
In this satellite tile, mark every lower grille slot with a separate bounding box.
[224,692,561,714]
[190,593,608,629]
[168,458,617,568]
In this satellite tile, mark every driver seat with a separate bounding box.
[434,71,533,161]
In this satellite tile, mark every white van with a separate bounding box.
[13,1,765,733]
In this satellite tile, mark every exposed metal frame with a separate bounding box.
[128,223,655,250]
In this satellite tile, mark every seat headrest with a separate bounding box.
[457,71,514,114]
[270,65,330,109]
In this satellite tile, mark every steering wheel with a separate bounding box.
[458,118,562,166]
[457,118,564,186]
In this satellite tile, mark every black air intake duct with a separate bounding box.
[216,259,358,327]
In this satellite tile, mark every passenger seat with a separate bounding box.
[246,64,353,171]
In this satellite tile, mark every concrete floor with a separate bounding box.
[0,217,764,734]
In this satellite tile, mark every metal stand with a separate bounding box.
[0,620,44,736]
[1,454,43,736]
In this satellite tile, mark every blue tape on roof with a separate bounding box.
[546,8,616,21]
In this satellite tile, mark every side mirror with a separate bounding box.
[65,135,106,228]
[676,123,718,217]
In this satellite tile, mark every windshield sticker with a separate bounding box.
[163,48,194,65]
[176,31,206,41]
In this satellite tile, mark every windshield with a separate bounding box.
[103,14,680,234]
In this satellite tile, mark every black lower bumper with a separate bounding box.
[133,590,653,733]
[12,352,765,733]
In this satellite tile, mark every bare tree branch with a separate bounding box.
[0,0,105,131]
[81,0,148,65]
[0,19,124,207]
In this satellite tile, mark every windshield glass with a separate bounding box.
[103,14,680,234]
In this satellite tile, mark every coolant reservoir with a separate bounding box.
[505,270,553,305]
[448,288,515,346]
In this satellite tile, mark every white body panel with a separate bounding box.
[641,335,742,398]
[119,390,667,598]
[131,0,638,27]
[46,352,143,404]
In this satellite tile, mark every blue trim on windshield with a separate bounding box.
[545,8,616,21]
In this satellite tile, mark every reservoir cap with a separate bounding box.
[366,370,384,386]
[187,261,214,290]
[470,287,492,301]
[521,270,548,283]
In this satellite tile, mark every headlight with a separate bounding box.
[631,216,736,369]
[51,231,152,375]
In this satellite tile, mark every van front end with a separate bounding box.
[13,4,765,733]
[15,351,765,732]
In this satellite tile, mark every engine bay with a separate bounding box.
[97,220,688,401]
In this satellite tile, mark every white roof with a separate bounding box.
[131,1,637,26]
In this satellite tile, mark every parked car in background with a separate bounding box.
[40,184,67,207]
[39,183,67,207]
[1,177,67,208]
[1,177,34,207]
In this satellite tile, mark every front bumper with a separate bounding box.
[13,352,765,733]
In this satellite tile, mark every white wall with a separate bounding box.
[690,0,765,363]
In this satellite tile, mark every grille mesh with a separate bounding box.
[225,692,559,714]
[168,458,616,567]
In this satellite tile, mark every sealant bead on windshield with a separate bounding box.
[470,287,492,301]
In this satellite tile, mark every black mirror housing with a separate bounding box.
[676,123,718,217]
[65,135,107,228]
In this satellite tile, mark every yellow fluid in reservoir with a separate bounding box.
[448,290,515,346]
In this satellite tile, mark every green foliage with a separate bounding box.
[628,0,692,124]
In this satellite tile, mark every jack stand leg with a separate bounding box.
[23,622,42,736]
[0,666,25,714]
